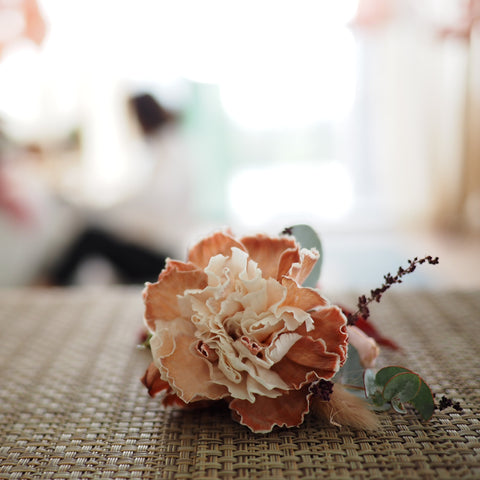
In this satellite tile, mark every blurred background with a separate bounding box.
[0,0,479,293]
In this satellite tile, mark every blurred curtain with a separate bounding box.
[352,0,480,232]
[461,19,480,231]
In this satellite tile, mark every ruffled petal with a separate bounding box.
[141,362,170,398]
[286,336,341,370]
[271,357,321,389]
[288,247,320,285]
[143,260,208,330]
[267,332,303,363]
[281,276,327,311]
[270,306,348,389]
[163,392,189,407]
[161,333,229,403]
[277,246,302,281]
[188,231,246,269]
[150,317,194,358]
[241,235,300,280]
[272,336,341,389]
[229,386,312,433]
[301,306,349,362]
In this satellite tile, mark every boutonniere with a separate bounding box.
[139,225,459,432]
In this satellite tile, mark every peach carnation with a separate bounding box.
[141,231,348,433]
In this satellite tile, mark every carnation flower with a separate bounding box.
[141,230,349,433]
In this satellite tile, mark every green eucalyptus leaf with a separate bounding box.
[383,372,421,403]
[374,366,435,420]
[410,380,435,420]
[364,370,394,411]
[391,396,407,414]
[334,345,364,389]
[284,224,323,288]
[375,366,412,387]
[371,391,390,409]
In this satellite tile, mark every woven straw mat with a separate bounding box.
[0,287,479,479]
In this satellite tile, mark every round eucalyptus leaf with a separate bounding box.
[375,366,412,387]
[391,396,407,414]
[371,391,390,409]
[410,380,435,420]
[383,372,421,403]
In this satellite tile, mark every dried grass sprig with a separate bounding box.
[347,256,439,326]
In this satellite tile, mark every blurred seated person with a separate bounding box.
[46,92,191,286]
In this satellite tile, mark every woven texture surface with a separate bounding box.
[0,287,479,479]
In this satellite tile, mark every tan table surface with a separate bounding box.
[0,287,479,479]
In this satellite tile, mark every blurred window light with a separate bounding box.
[0,0,359,133]
[228,161,354,227]
[0,0,359,215]
[163,0,358,130]
[149,0,358,129]
[219,10,357,129]
[0,6,25,45]
[0,48,43,131]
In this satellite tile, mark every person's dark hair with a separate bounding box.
[129,93,177,136]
